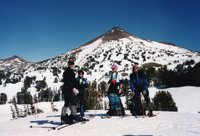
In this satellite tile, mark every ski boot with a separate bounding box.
[60,114,69,124]
[80,115,89,122]
[147,109,153,117]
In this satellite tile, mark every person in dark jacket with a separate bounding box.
[76,70,89,120]
[61,59,79,124]
[129,64,153,116]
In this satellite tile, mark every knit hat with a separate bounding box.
[111,64,118,69]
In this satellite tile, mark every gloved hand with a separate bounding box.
[128,91,135,99]
[132,91,135,97]
[118,89,122,94]
[79,79,83,85]
[72,88,79,95]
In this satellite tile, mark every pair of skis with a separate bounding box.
[30,120,87,131]
[100,114,157,119]
[30,115,94,131]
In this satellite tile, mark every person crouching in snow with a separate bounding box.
[76,70,89,121]
[107,64,125,116]
[129,64,153,116]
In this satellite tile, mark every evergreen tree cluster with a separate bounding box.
[38,88,53,102]
[144,61,200,88]
[0,71,22,85]
[16,76,35,104]
[35,79,47,91]
[16,75,61,104]
[84,85,99,110]
[152,91,178,111]
[17,91,32,104]
[0,93,7,104]
[10,98,43,120]
[38,88,61,102]
[24,76,34,90]
[51,67,61,76]
[98,81,107,97]
[0,70,5,85]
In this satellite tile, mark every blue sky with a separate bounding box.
[0,0,200,62]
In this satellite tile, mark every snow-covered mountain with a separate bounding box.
[0,55,28,72]
[65,27,200,81]
[0,27,200,103]
[0,55,29,72]
[1,27,199,82]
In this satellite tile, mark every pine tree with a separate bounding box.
[152,91,177,111]
[191,62,200,86]
[13,97,20,118]
[27,104,31,115]
[17,92,24,104]
[84,85,98,110]
[24,76,33,90]
[10,105,16,120]
[98,81,107,97]
[0,93,7,104]
[30,102,36,115]
[24,92,33,104]
[23,105,28,117]
[38,88,53,102]
[122,78,130,110]
[54,77,58,83]
[35,80,47,91]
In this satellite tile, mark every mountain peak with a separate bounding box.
[111,26,125,32]
[102,26,132,41]
[10,55,22,60]
[0,55,27,62]
[0,55,28,72]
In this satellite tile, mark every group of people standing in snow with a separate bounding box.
[106,63,153,117]
[60,58,153,124]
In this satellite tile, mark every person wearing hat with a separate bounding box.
[129,64,153,116]
[107,64,125,116]
[61,59,80,124]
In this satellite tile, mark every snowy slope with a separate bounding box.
[1,85,200,114]
[0,105,200,136]
[162,87,200,113]
[1,86,200,136]
[148,87,200,113]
